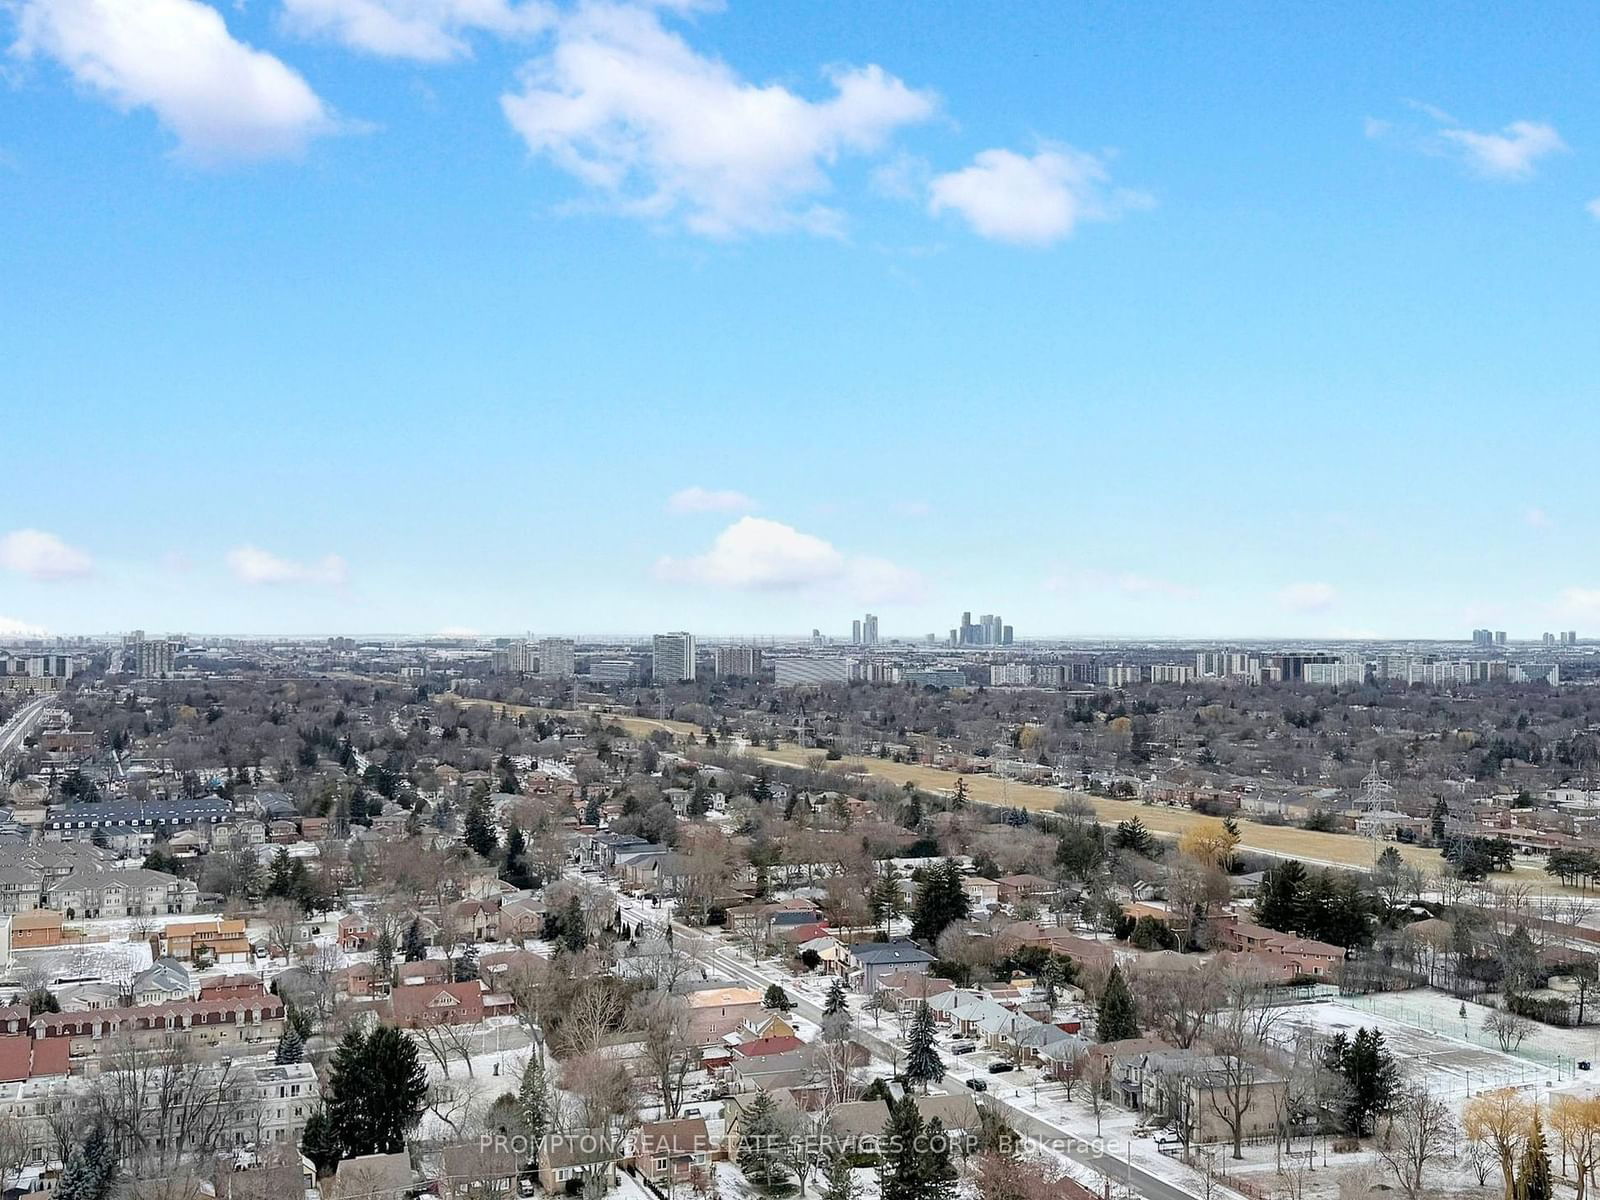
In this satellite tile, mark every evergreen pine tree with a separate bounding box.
[274,1026,305,1065]
[300,1108,342,1177]
[823,978,848,1016]
[951,778,968,811]
[324,1026,428,1157]
[762,984,794,1013]
[878,1097,926,1200]
[919,1118,959,1200]
[910,860,970,944]
[519,1051,551,1150]
[555,894,589,954]
[464,794,499,859]
[373,927,395,974]
[904,1001,944,1091]
[1096,964,1139,1042]
[736,1091,795,1196]
[402,918,428,962]
[57,1123,115,1200]
[821,1153,860,1200]
[454,944,480,982]
[1518,1112,1553,1200]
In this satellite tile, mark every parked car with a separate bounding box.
[965,1078,989,1092]
[951,1042,977,1055]
[987,1061,1016,1074]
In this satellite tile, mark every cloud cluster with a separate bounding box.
[225,545,349,585]
[1439,119,1565,180]
[501,2,936,236]
[666,486,754,514]
[12,0,336,162]
[656,516,921,602]
[929,146,1148,246]
[1369,105,1568,183]
[281,0,550,61]
[0,529,93,580]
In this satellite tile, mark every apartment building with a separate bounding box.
[46,867,198,919]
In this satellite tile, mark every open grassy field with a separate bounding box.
[441,694,1565,887]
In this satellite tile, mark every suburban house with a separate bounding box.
[686,986,765,1042]
[1135,1050,1289,1146]
[438,1142,521,1199]
[848,941,936,994]
[326,1152,413,1200]
[131,958,193,1006]
[635,1118,712,1187]
[962,876,1001,907]
[996,874,1057,906]
[161,918,252,965]
[537,1131,623,1195]
[1213,919,1345,979]
[389,981,485,1028]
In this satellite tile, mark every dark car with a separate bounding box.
[965,1078,989,1092]
[951,1042,977,1055]
[987,1061,1016,1074]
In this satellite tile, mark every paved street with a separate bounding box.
[0,695,52,761]
[602,881,1214,1200]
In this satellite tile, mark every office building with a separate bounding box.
[538,638,576,679]
[953,611,1007,646]
[988,664,1030,686]
[713,646,762,679]
[851,619,862,644]
[773,657,851,687]
[1150,663,1196,684]
[1496,631,1507,645]
[588,660,638,684]
[1544,632,1557,649]
[652,632,696,683]
[862,613,879,646]
[1471,629,1494,647]
[904,668,967,688]
[135,638,176,678]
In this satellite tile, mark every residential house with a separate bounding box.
[636,1118,712,1188]
[438,1142,521,1200]
[326,1152,413,1200]
[537,1131,622,1195]
[686,986,765,1042]
[996,874,1057,906]
[390,981,485,1029]
[161,918,252,965]
[848,941,936,994]
[131,958,193,1006]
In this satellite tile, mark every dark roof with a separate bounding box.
[849,940,935,966]
[46,796,232,827]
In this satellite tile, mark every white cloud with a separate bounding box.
[1277,581,1337,612]
[1043,568,1196,600]
[13,0,337,162]
[280,0,551,62]
[0,615,48,637]
[656,515,921,600]
[1439,119,1565,180]
[226,545,348,585]
[666,485,754,514]
[1525,506,1553,529]
[928,145,1148,246]
[657,517,843,589]
[0,530,93,580]
[500,1,936,237]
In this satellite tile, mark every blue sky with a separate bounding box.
[4,0,1600,640]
